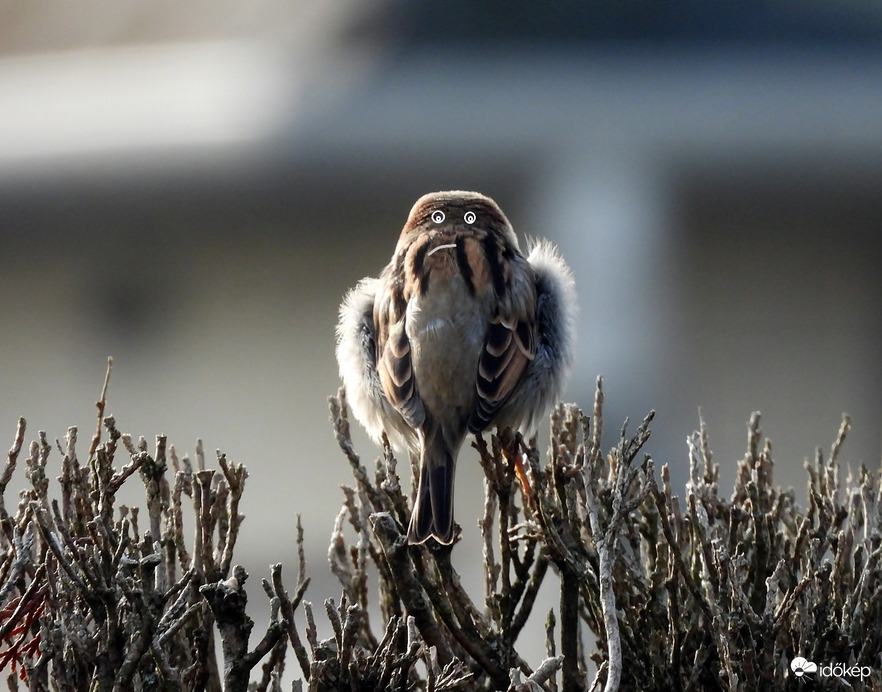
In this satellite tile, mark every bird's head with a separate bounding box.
[396,191,518,251]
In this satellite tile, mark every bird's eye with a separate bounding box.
[431,210,445,224]
[464,211,476,224]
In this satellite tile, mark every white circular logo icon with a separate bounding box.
[790,657,817,677]
[431,210,445,224]
[464,210,476,224]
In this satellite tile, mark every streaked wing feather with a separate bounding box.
[468,314,535,433]
[379,318,426,428]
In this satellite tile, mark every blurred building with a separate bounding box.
[2,0,881,674]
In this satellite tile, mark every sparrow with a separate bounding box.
[336,191,576,545]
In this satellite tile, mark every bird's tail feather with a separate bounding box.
[407,431,456,545]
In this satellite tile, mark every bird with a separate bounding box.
[336,190,576,545]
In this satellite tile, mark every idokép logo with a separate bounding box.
[790,656,872,681]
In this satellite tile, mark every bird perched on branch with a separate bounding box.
[336,191,576,544]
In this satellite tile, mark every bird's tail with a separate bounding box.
[407,429,457,545]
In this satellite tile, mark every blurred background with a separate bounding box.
[2,0,881,678]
